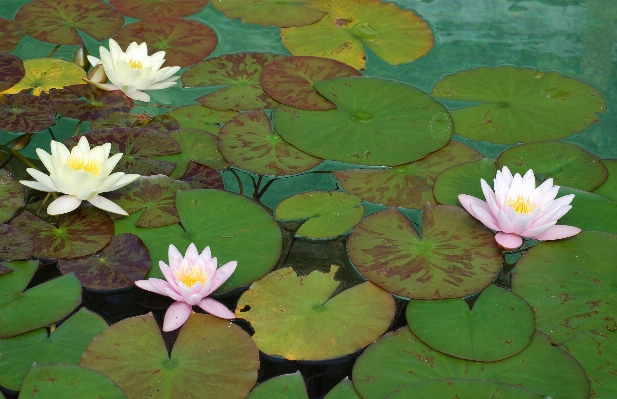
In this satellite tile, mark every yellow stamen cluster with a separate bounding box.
[66,156,102,175]
[128,59,143,70]
[508,196,536,214]
[176,265,208,288]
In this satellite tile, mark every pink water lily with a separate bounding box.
[135,244,237,331]
[458,166,581,250]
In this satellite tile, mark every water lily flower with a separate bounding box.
[85,38,180,102]
[458,166,581,250]
[20,136,140,216]
[135,244,237,331]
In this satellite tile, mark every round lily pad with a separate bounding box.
[280,0,434,70]
[347,204,502,300]
[0,20,26,53]
[274,77,453,166]
[218,110,322,176]
[2,58,86,96]
[166,105,237,131]
[334,141,483,208]
[406,284,535,361]
[0,52,25,92]
[431,66,606,144]
[0,92,56,133]
[593,159,617,200]
[260,56,362,111]
[113,17,218,68]
[235,266,395,361]
[110,0,209,17]
[556,187,617,234]
[274,191,364,239]
[49,85,133,122]
[512,231,617,345]
[211,0,326,27]
[0,169,25,223]
[81,313,259,399]
[247,372,308,399]
[385,379,551,399]
[496,141,608,191]
[180,161,224,190]
[352,328,589,399]
[324,378,362,399]
[0,224,33,260]
[433,159,496,206]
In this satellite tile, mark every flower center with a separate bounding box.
[66,155,102,175]
[508,196,536,214]
[128,59,143,70]
[176,265,207,288]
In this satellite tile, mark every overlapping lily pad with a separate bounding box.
[211,0,326,27]
[433,159,496,206]
[0,20,26,53]
[0,224,33,260]
[218,110,322,176]
[0,264,12,276]
[81,313,259,399]
[166,105,237,132]
[182,52,284,111]
[49,85,133,121]
[247,372,308,399]
[385,379,553,399]
[0,92,56,133]
[0,52,25,91]
[236,266,395,360]
[325,378,362,399]
[496,141,608,191]
[2,58,86,95]
[431,66,606,144]
[179,161,224,190]
[0,169,24,223]
[347,204,502,300]
[113,17,218,67]
[556,187,617,234]
[275,77,453,166]
[334,141,482,208]
[110,0,209,18]
[593,159,617,200]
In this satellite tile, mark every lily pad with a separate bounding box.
[385,379,552,399]
[0,264,12,276]
[496,141,608,191]
[236,266,395,360]
[218,110,322,176]
[247,372,308,399]
[0,260,82,338]
[0,169,25,223]
[113,17,218,68]
[334,141,483,208]
[166,105,237,131]
[352,328,589,399]
[260,56,362,110]
[211,0,326,27]
[110,0,209,18]
[593,159,617,200]
[324,378,362,399]
[274,191,364,239]
[182,52,284,111]
[347,204,502,300]
[274,77,453,166]
[433,159,496,206]
[0,52,25,92]
[10,207,114,259]
[431,66,606,144]
[179,161,224,190]
[0,308,108,391]
[512,231,617,345]
[2,58,86,96]
[0,224,33,260]
[49,85,133,121]
[57,233,151,291]
[81,313,259,399]
[0,20,26,53]
[406,284,535,361]
[0,92,56,133]
[556,187,617,234]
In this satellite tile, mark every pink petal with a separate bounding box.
[497,209,515,233]
[522,221,557,238]
[204,261,237,296]
[458,194,483,215]
[199,246,212,262]
[506,207,531,235]
[149,278,176,296]
[184,243,199,265]
[135,279,166,295]
[184,293,203,306]
[532,225,581,241]
[168,245,183,268]
[163,287,184,302]
[495,232,523,250]
[159,262,179,291]
[197,298,235,319]
[163,301,192,332]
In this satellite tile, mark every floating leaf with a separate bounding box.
[166,105,237,131]
[557,187,617,234]
[49,85,133,121]
[347,204,502,300]
[274,191,364,239]
[0,20,26,53]
[110,0,209,18]
[0,169,25,223]
[0,92,55,133]
[2,58,86,95]
[211,0,326,27]
[89,112,148,130]
[324,378,362,399]
[433,159,496,206]
[334,141,482,208]
[218,110,322,176]
[81,313,259,398]
[593,159,617,200]
[281,0,434,70]
[179,161,224,190]
[247,372,308,399]
[0,52,25,91]
[0,224,33,260]
[385,379,551,399]
[236,266,395,360]
[113,17,218,68]
[431,66,606,144]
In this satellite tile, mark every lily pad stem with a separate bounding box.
[229,168,244,196]
[47,44,61,58]
[0,143,37,170]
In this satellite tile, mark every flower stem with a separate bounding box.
[0,143,37,169]
[47,45,61,58]
[229,168,244,196]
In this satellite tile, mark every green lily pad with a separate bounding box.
[274,191,364,239]
[218,110,322,176]
[166,105,237,131]
[0,308,108,391]
[0,260,82,338]
[0,52,25,92]
[113,17,218,68]
[556,187,617,234]
[10,207,114,259]
[182,52,284,111]
[433,159,497,206]
[0,20,26,53]
[2,58,87,96]
[260,56,362,110]
[324,378,362,399]
[110,0,209,18]
[15,0,124,45]
[81,313,259,398]
[385,379,552,399]
[247,372,309,399]
[0,169,25,223]
[512,231,617,345]
[49,85,133,122]
[211,0,326,27]
[179,161,224,190]
[274,77,453,166]
[334,141,483,208]
[236,265,395,360]
[406,284,535,361]
[593,159,617,200]
[352,328,589,399]
[0,224,33,260]
[348,204,502,300]
[280,0,434,70]
[0,92,56,133]
[89,112,150,130]
[496,141,608,191]
[57,233,151,291]
[431,66,606,144]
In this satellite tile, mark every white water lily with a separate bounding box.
[20,136,140,216]
[85,38,180,102]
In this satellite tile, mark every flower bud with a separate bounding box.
[72,46,90,71]
[87,64,107,84]
[12,134,33,151]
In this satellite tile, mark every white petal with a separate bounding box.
[20,179,57,192]
[87,55,101,66]
[47,195,82,215]
[87,195,128,215]
[126,90,150,102]
[24,168,57,191]
[35,148,54,173]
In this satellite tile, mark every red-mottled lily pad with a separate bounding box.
[10,207,114,259]
[211,0,326,27]
[167,105,237,132]
[512,231,617,345]
[0,169,25,223]
[0,20,26,53]
[325,378,361,399]
[81,313,259,398]
[496,141,608,191]
[0,52,25,92]
[15,0,123,45]
[89,112,149,130]
[334,141,483,208]
[347,204,502,300]
[247,372,308,399]
[236,266,395,360]
[594,159,617,200]
[433,159,496,206]
[385,379,554,399]
[49,85,133,121]
[2,58,86,96]
[219,110,322,175]
[110,0,209,18]
[260,56,362,110]
[0,92,55,133]
[183,53,284,111]
[431,66,606,144]
[57,233,151,291]
[180,161,224,190]
[113,17,218,68]
[274,77,453,166]
[281,0,434,70]
[557,187,617,234]
[0,260,82,338]
[0,224,33,260]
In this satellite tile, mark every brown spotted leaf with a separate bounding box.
[0,92,55,133]
[49,85,132,121]
[0,20,26,53]
[0,52,25,92]
[0,169,25,223]
[179,161,224,190]
[0,224,33,260]
[110,0,209,18]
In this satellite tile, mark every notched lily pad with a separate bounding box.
[0,92,55,133]
[0,224,33,260]
[0,169,25,223]
[247,372,308,399]
[166,105,237,131]
[211,0,326,27]
[2,58,86,96]
[557,186,617,234]
[179,161,224,190]
[0,52,25,91]
[0,20,26,53]
[49,85,133,121]
[433,159,496,206]
[593,159,617,201]
[110,0,209,18]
